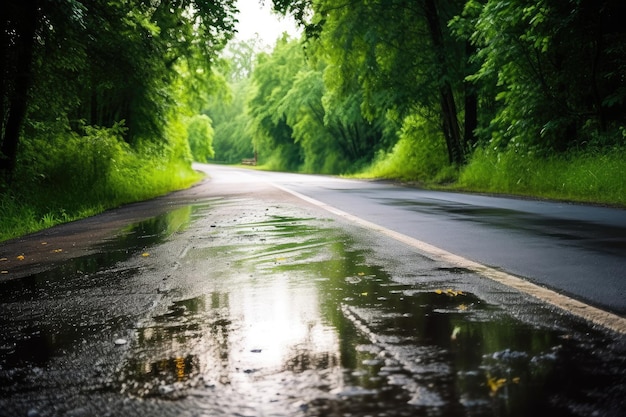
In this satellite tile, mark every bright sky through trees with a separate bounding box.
[234,0,300,43]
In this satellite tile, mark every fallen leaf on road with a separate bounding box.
[142,252,150,257]
[487,375,507,396]
[435,288,464,297]
[16,255,25,261]
[52,249,63,253]
[451,326,461,340]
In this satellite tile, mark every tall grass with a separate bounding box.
[356,115,456,183]
[356,114,624,206]
[457,147,626,206]
[0,124,202,242]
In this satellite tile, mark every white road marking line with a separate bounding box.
[272,183,626,334]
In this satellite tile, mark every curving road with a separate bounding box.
[1,163,625,417]
[200,164,626,316]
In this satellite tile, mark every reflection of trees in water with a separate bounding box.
[113,213,611,414]
[118,291,233,396]
[207,291,232,385]
[305,231,579,415]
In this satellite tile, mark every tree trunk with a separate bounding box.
[423,0,464,165]
[0,10,8,140]
[463,41,478,152]
[0,0,39,182]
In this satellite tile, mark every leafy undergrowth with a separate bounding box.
[0,163,201,243]
[356,143,625,207]
[0,125,203,243]
[455,147,626,206]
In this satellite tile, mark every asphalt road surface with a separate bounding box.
[235,165,626,317]
[0,163,624,417]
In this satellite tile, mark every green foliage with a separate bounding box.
[248,36,305,170]
[186,115,216,162]
[1,123,201,242]
[0,0,237,240]
[458,147,626,205]
[2,0,237,180]
[243,33,392,173]
[206,78,255,163]
[360,115,450,182]
[309,0,469,164]
[464,0,626,153]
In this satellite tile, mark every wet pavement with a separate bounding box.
[0,171,625,417]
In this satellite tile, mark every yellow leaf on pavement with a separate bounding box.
[487,375,507,395]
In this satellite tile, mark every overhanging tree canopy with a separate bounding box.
[0,0,237,180]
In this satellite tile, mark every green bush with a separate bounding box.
[186,114,215,163]
[458,147,626,205]
[0,122,201,242]
[359,115,450,182]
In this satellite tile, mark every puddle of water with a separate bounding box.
[110,214,625,416]
[0,205,200,372]
[1,206,623,416]
[0,205,196,302]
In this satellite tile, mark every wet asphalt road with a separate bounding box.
[0,164,624,417]
[238,166,626,316]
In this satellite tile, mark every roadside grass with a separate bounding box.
[0,161,201,243]
[354,115,457,184]
[455,147,626,206]
[0,126,203,243]
[355,140,625,207]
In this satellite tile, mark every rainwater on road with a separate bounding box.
[0,167,624,417]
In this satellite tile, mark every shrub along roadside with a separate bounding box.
[356,139,625,207]
[0,125,202,243]
[455,147,626,206]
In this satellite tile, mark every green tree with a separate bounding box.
[277,0,471,165]
[462,0,626,153]
[208,78,256,163]
[1,0,237,181]
[248,36,304,170]
[187,114,216,162]
[279,64,348,173]
[205,39,262,163]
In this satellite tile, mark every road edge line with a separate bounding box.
[271,183,626,334]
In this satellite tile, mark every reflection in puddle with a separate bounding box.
[0,205,198,369]
[114,214,624,416]
[0,205,196,300]
[1,205,623,416]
